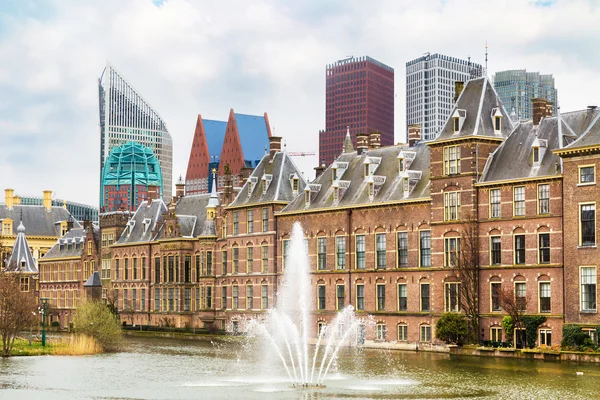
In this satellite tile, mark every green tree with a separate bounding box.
[436,313,468,346]
[73,301,123,352]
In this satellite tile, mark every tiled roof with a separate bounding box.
[229,151,308,207]
[6,222,38,273]
[560,108,600,151]
[0,205,80,237]
[282,143,430,213]
[115,200,168,244]
[204,119,227,159]
[234,113,270,166]
[41,228,86,259]
[436,77,513,141]
[172,194,211,237]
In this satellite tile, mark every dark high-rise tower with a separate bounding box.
[319,56,394,166]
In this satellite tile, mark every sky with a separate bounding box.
[1,0,599,206]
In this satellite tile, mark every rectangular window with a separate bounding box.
[515,282,527,312]
[184,256,191,283]
[491,236,502,265]
[133,258,138,280]
[167,288,173,311]
[398,324,408,341]
[317,285,326,310]
[194,255,200,280]
[261,245,268,273]
[232,247,239,274]
[262,208,269,232]
[124,258,129,280]
[246,285,253,309]
[491,327,503,342]
[376,324,387,341]
[579,166,595,184]
[356,284,364,311]
[222,250,227,275]
[397,232,408,268]
[398,284,407,311]
[376,233,386,269]
[444,237,460,267]
[232,286,239,310]
[490,189,501,218]
[206,251,212,275]
[539,329,552,346]
[261,285,268,309]
[538,184,550,214]
[206,286,212,308]
[154,288,160,311]
[221,286,227,309]
[317,238,326,270]
[444,191,460,221]
[376,284,385,311]
[336,237,346,269]
[420,284,430,311]
[539,233,550,264]
[514,235,526,264]
[167,256,174,282]
[514,186,525,216]
[196,287,201,311]
[247,210,254,233]
[282,240,290,270]
[445,282,460,312]
[336,285,345,310]
[162,288,167,311]
[420,325,431,342]
[581,267,597,311]
[184,288,191,311]
[443,145,460,175]
[246,247,253,273]
[233,211,239,235]
[491,282,502,311]
[580,204,596,246]
[539,282,551,313]
[356,235,366,269]
[420,231,431,267]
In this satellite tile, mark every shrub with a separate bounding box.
[502,316,514,343]
[561,324,596,351]
[436,313,468,346]
[73,301,123,352]
[522,316,546,349]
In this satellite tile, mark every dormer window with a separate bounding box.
[363,162,370,177]
[368,182,375,198]
[533,147,540,163]
[262,179,267,194]
[248,181,253,198]
[398,157,404,172]
[304,189,311,207]
[1,221,11,236]
[403,178,409,193]
[495,116,501,131]
[453,117,460,132]
[332,167,337,181]
[292,177,299,193]
[333,187,339,203]
[452,109,466,133]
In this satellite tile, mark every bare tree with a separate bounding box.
[499,286,529,347]
[451,217,479,344]
[0,273,39,356]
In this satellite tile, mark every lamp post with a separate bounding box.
[40,298,49,347]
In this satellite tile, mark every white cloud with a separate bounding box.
[0,0,599,205]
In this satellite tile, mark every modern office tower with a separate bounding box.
[406,53,482,141]
[98,63,173,204]
[100,141,163,212]
[492,70,557,120]
[318,56,394,166]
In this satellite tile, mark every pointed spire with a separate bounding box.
[207,168,220,210]
[6,222,38,273]
[342,126,354,153]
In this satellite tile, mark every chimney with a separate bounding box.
[66,216,74,231]
[4,189,14,210]
[454,81,465,103]
[269,136,282,159]
[43,190,52,211]
[83,219,94,232]
[240,167,253,187]
[13,195,20,205]
[408,124,421,147]
[175,175,185,199]
[223,166,233,205]
[532,98,552,126]
[314,160,327,179]
[356,133,369,155]
[588,105,598,116]
[147,186,159,205]
[368,132,381,149]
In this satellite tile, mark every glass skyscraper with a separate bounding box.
[98,63,173,204]
[406,53,482,141]
[492,70,557,121]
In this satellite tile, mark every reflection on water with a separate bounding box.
[0,336,597,399]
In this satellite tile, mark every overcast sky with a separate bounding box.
[1,0,599,206]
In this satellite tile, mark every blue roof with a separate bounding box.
[234,113,270,163]
[204,119,227,158]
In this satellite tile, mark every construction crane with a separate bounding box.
[288,151,316,157]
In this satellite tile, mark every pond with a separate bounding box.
[0,336,597,399]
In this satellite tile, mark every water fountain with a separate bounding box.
[246,222,367,389]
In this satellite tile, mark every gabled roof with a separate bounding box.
[229,151,308,207]
[6,222,38,273]
[115,200,168,244]
[436,77,513,141]
[558,108,600,152]
[204,119,228,158]
[282,143,430,213]
[234,113,271,166]
[41,227,86,259]
[83,271,102,287]
[0,205,80,237]
[170,194,211,237]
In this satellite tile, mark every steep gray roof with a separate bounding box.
[282,143,430,213]
[482,109,599,182]
[6,222,38,273]
[171,194,211,237]
[0,205,80,237]
[229,151,308,207]
[436,77,513,141]
[115,200,168,244]
[41,228,86,259]
[83,271,102,287]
